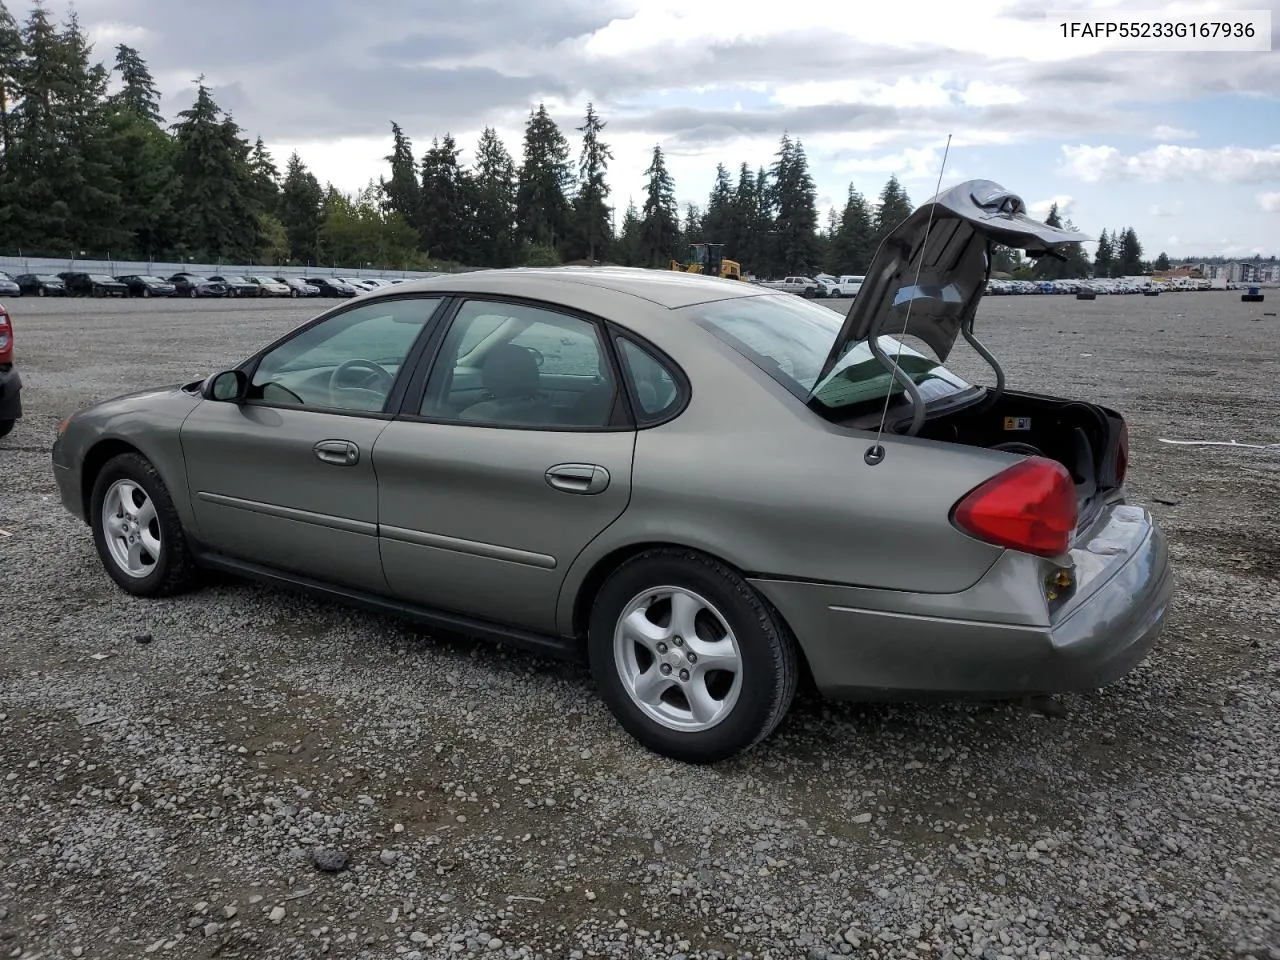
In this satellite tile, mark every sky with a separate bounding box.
[25,0,1280,259]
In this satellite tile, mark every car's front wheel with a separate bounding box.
[90,452,198,597]
[588,549,798,763]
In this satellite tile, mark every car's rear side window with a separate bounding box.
[615,337,683,423]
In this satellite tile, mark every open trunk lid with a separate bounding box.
[811,180,1088,388]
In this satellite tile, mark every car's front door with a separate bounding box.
[180,295,445,592]
[374,297,636,633]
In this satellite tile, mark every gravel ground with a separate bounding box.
[1,291,1278,960]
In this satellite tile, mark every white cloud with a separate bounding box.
[1029,195,1074,219]
[833,145,962,185]
[1150,202,1180,217]
[1058,144,1280,184]
[87,21,154,47]
[1151,124,1197,141]
[1258,191,1280,213]
[959,81,1026,107]
[771,75,954,110]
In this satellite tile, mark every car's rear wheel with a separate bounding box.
[90,452,198,597]
[588,549,798,763]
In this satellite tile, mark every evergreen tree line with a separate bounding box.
[0,4,1159,278]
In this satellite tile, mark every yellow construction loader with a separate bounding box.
[669,242,744,281]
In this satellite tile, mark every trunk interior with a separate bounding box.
[907,390,1127,529]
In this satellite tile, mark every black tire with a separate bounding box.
[37,287,45,297]
[89,452,199,598]
[188,287,197,298]
[290,288,299,298]
[142,287,151,298]
[588,548,798,763]
[0,419,14,439]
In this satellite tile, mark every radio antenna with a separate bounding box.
[865,133,952,467]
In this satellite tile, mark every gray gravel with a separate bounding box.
[1,292,1278,959]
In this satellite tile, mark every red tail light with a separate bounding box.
[0,307,12,365]
[952,456,1077,557]
[1115,421,1129,486]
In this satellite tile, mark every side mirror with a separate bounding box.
[204,369,248,402]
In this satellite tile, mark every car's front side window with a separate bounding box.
[249,297,443,413]
[420,299,617,429]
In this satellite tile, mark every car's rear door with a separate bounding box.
[179,294,445,592]
[373,297,636,633]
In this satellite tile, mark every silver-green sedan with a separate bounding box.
[51,180,1174,763]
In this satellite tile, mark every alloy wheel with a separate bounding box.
[612,586,743,733]
[101,479,162,578]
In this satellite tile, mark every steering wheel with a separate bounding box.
[329,358,394,402]
[520,345,545,367]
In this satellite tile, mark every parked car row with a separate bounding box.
[750,274,865,299]
[986,277,1234,295]
[0,270,411,299]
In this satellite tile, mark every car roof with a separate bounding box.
[370,266,771,311]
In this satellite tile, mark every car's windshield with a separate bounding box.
[138,276,165,283]
[88,275,116,282]
[685,293,971,412]
[221,275,247,283]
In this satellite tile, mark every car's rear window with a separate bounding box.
[684,294,970,412]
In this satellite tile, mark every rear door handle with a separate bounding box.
[314,439,359,465]
[545,463,610,495]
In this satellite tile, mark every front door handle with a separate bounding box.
[314,439,359,465]
[545,463,610,495]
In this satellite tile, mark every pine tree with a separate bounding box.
[1094,229,1114,278]
[1034,202,1066,280]
[702,163,734,246]
[770,134,819,274]
[752,165,772,273]
[110,43,161,122]
[381,121,421,235]
[1060,219,1091,279]
[248,137,280,215]
[4,7,125,254]
[171,78,262,261]
[639,145,678,267]
[573,102,612,262]
[1117,227,1143,276]
[1153,251,1170,271]
[471,126,517,266]
[874,175,913,244]
[729,164,756,272]
[419,133,468,262]
[0,1,19,165]
[681,202,703,246]
[827,184,876,274]
[515,102,572,252]
[616,197,642,266]
[279,150,323,264]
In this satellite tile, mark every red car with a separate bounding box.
[0,302,19,438]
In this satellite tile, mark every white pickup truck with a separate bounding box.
[759,276,821,298]
[831,275,864,297]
